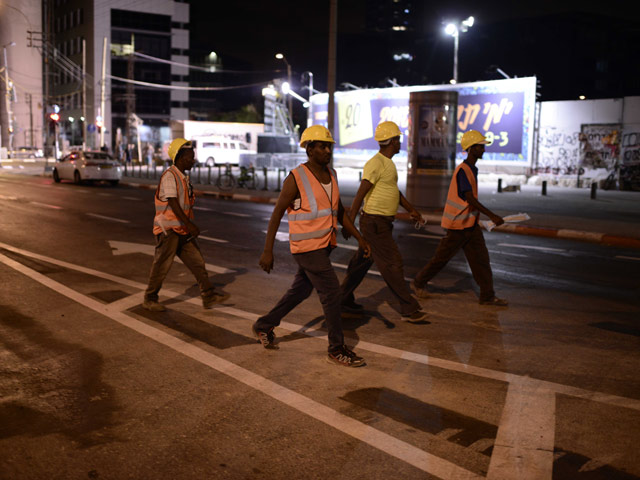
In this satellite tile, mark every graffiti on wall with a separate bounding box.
[620,129,640,190]
[536,126,582,175]
[579,124,621,170]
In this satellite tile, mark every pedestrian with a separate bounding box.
[253,125,371,367]
[412,130,508,306]
[341,121,428,323]
[143,138,229,312]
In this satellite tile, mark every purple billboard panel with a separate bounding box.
[309,77,537,165]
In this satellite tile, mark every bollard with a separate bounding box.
[124,163,128,176]
[197,165,202,184]
[359,170,362,181]
[542,180,547,196]
[591,182,597,200]
[262,167,268,190]
[275,168,282,192]
[497,178,503,193]
[207,166,212,184]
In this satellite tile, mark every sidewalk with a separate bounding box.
[3,160,640,249]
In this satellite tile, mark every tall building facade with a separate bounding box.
[44,0,190,154]
[0,0,44,153]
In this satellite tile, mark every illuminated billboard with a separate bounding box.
[309,77,537,166]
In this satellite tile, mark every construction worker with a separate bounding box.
[254,125,371,367]
[340,121,428,323]
[143,138,229,312]
[413,130,508,306]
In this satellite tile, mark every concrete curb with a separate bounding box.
[121,180,640,250]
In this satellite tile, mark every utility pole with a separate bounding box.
[82,38,87,150]
[100,37,107,149]
[125,35,135,158]
[27,93,33,147]
[327,0,337,148]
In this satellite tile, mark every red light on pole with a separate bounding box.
[49,112,60,122]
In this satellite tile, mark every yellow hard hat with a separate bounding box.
[168,138,192,162]
[374,121,402,142]
[299,125,335,147]
[460,130,490,151]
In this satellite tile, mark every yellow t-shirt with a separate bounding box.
[362,152,400,216]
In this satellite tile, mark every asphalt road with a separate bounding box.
[1,174,639,480]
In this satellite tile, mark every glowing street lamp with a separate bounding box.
[443,16,474,84]
[275,53,293,117]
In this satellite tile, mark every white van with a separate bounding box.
[192,136,252,166]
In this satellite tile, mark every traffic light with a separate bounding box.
[49,112,60,123]
[96,115,103,133]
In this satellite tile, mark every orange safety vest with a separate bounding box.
[287,164,339,254]
[153,166,194,235]
[441,162,479,230]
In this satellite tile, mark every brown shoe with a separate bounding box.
[202,291,230,309]
[479,297,508,307]
[143,300,166,312]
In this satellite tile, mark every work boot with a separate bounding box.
[202,291,230,309]
[479,296,508,306]
[143,299,166,312]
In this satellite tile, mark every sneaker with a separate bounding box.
[202,291,230,309]
[327,345,366,367]
[479,297,508,306]
[412,280,429,299]
[252,325,279,350]
[401,310,429,323]
[142,299,166,312]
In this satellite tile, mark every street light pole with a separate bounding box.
[444,16,474,84]
[275,53,293,123]
[3,41,16,154]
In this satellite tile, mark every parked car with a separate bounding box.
[53,150,122,185]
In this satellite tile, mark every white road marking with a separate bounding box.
[264,216,287,222]
[97,192,113,197]
[3,165,13,169]
[199,235,228,244]
[122,196,140,201]
[108,240,233,274]
[337,243,359,251]
[0,194,18,200]
[86,213,130,223]
[31,202,62,210]
[408,233,443,240]
[489,249,529,258]
[331,262,382,276]
[487,379,555,479]
[193,206,213,211]
[616,255,640,261]
[265,230,289,242]
[224,211,251,217]
[0,250,482,480]
[497,243,565,253]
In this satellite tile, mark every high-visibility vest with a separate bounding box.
[153,166,194,235]
[441,162,479,230]
[287,164,339,254]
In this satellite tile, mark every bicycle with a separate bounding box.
[216,164,236,191]
[237,166,257,189]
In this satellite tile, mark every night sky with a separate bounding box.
[189,0,639,121]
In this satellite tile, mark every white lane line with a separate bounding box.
[24,159,37,163]
[2,241,639,413]
[97,193,113,197]
[488,249,529,258]
[225,211,251,217]
[337,243,359,251]
[31,201,63,210]
[3,165,13,169]
[122,196,140,201]
[408,233,443,240]
[86,213,130,224]
[0,194,19,200]
[0,251,482,480]
[193,206,214,211]
[199,235,228,244]
[616,255,640,261]
[497,243,565,253]
[332,262,383,276]
[487,380,555,479]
